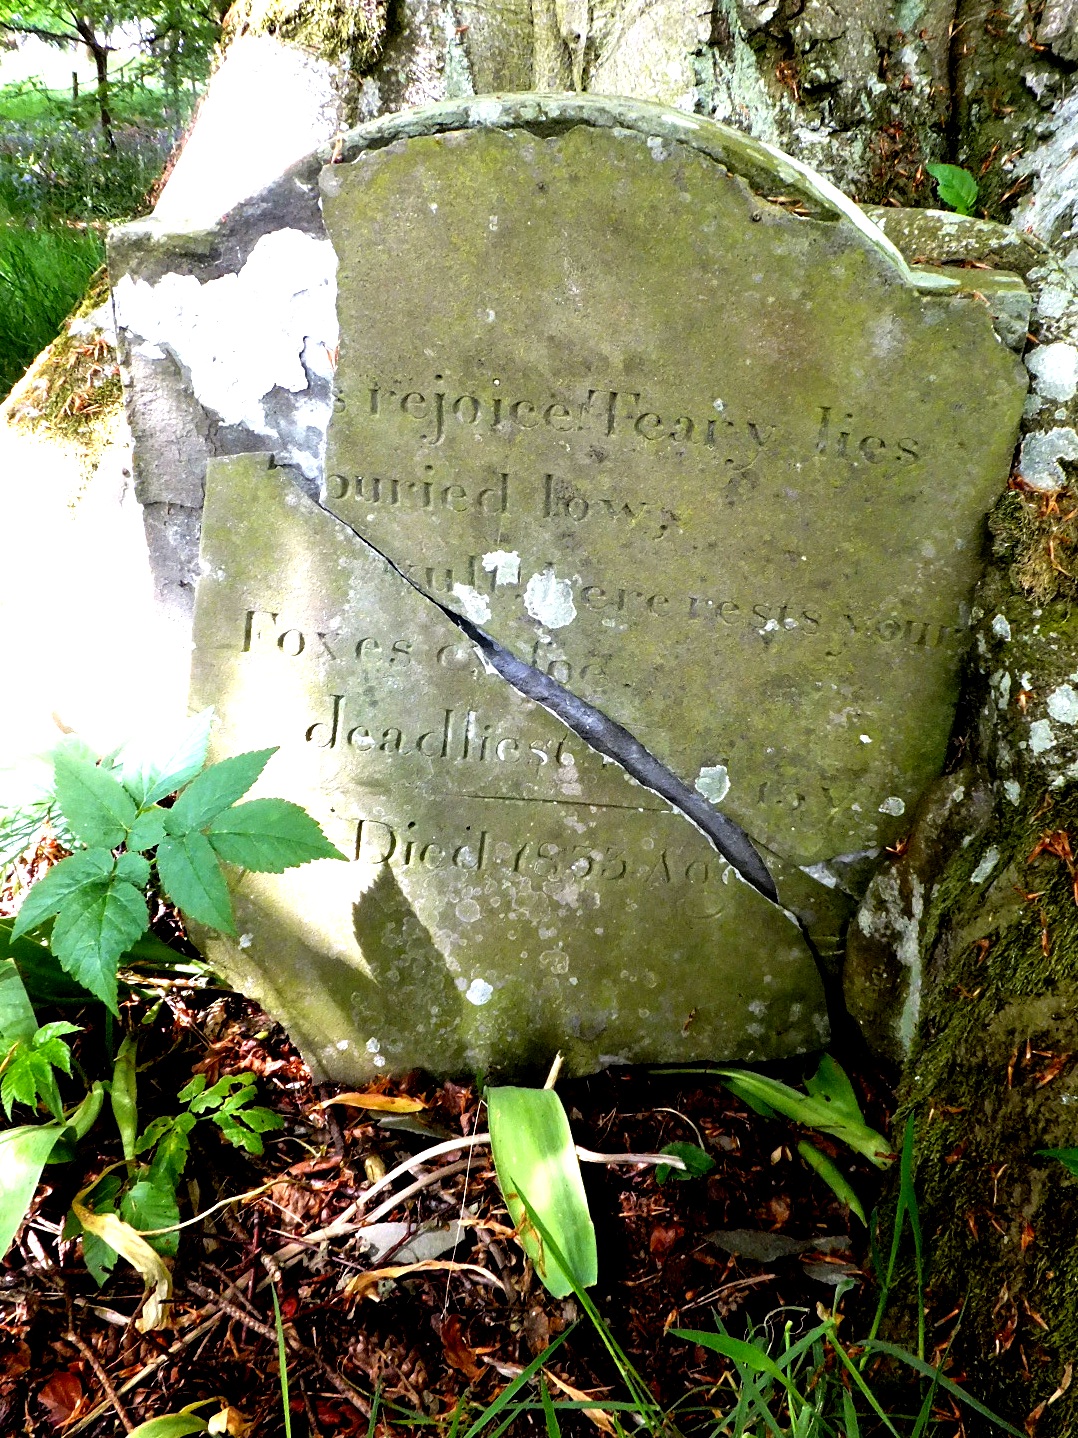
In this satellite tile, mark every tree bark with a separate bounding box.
[74,15,115,148]
[191,1,1078,1427]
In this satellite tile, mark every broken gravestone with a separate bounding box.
[128,95,1028,1081]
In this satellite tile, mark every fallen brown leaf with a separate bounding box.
[440,1315,484,1380]
[343,1259,499,1301]
[542,1368,616,1434]
[38,1370,83,1427]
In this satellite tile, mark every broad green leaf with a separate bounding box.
[0,957,37,1043]
[655,1141,716,1184]
[50,878,149,1014]
[925,162,978,216]
[111,1034,138,1162]
[797,1141,866,1224]
[165,749,277,835]
[127,809,168,853]
[121,1175,181,1258]
[117,709,214,807]
[70,1191,173,1331]
[207,798,347,872]
[1,919,91,1005]
[1038,1147,1078,1175]
[116,851,152,889]
[10,848,115,940]
[487,1085,597,1298]
[0,1121,69,1256]
[53,750,137,848]
[156,831,235,934]
[128,1416,209,1437]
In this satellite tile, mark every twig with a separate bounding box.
[574,1146,687,1170]
[66,1313,224,1435]
[65,1318,134,1433]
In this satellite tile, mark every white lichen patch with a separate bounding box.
[1019,427,1078,491]
[523,568,577,628]
[1030,718,1057,754]
[1047,683,1078,725]
[694,764,731,804]
[1027,342,1078,401]
[465,977,494,1005]
[112,227,338,433]
[1004,779,1021,805]
[481,550,521,586]
[970,848,1000,885]
[451,583,491,623]
[992,614,1012,641]
[878,796,906,816]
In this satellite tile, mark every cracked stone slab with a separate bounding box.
[320,111,1028,869]
[189,453,828,1080]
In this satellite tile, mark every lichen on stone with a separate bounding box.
[225,0,388,70]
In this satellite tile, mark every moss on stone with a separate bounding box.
[990,486,1078,606]
[225,0,388,70]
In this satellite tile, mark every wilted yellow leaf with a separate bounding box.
[71,1194,172,1332]
[343,1259,495,1301]
[207,1406,253,1436]
[316,1092,426,1112]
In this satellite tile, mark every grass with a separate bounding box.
[0,216,104,398]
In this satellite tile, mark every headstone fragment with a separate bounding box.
[190,453,827,1080]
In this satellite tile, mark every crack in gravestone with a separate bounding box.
[313,484,780,904]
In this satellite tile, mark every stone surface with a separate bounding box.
[190,453,827,1080]
[320,112,1028,869]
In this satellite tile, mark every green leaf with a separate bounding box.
[111,1034,138,1162]
[1,1022,78,1121]
[10,848,115,941]
[717,1058,893,1168]
[1,919,91,1006]
[182,1072,251,1113]
[797,1141,866,1224]
[71,1173,123,1286]
[165,749,277,835]
[0,1121,69,1256]
[117,709,214,808]
[207,798,347,872]
[121,1175,181,1258]
[925,163,978,216]
[1037,1147,1078,1175]
[156,831,235,934]
[50,878,149,1014]
[127,809,168,854]
[0,957,37,1043]
[127,1417,209,1438]
[53,750,137,848]
[141,1113,198,1187]
[116,851,151,889]
[655,1141,716,1184]
[487,1085,598,1298]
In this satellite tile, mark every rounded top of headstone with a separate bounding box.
[325,92,958,294]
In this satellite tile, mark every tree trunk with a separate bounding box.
[76,17,115,149]
[174,1,1078,1426]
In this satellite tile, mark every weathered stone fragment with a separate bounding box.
[320,110,1028,869]
[190,453,827,1080]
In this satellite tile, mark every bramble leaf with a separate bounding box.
[925,162,978,216]
[156,831,235,934]
[164,750,277,836]
[116,851,151,889]
[117,709,214,807]
[127,809,168,853]
[207,798,346,872]
[655,1141,716,1185]
[53,750,136,848]
[50,878,149,1014]
[10,848,115,941]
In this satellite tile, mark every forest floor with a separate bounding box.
[0,869,914,1437]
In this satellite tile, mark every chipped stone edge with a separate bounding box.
[325,91,956,293]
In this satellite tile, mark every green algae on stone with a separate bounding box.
[319,108,1028,870]
[189,453,828,1081]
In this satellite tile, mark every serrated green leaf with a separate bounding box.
[207,798,346,872]
[797,1140,866,1224]
[117,709,214,807]
[234,1106,284,1134]
[184,1072,252,1113]
[122,1176,180,1258]
[116,852,151,889]
[50,878,149,1014]
[925,162,978,216]
[0,1121,69,1256]
[165,749,277,836]
[143,1114,197,1188]
[127,809,168,854]
[487,1086,597,1298]
[156,831,235,934]
[655,1141,716,1184]
[176,1074,207,1105]
[53,751,137,848]
[214,1113,265,1153]
[0,957,37,1043]
[10,848,115,941]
